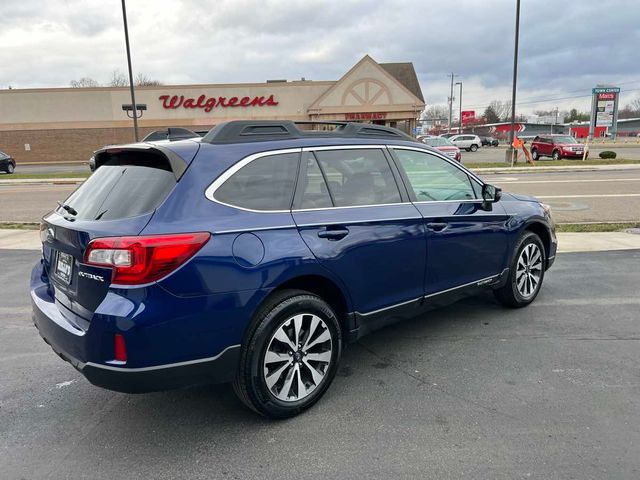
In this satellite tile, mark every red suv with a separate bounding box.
[530,135,586,160]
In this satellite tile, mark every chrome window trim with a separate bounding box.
[204,144,488,214]
[296,216,420,228]
[204,147,302,213]
[292,202,412,213]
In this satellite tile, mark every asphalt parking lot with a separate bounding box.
[2,248,639,479]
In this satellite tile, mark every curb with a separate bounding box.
[470,163,640,174]
[0,178,85,186]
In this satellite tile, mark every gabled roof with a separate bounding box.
[379,62,425,103]
[308,55,425,111]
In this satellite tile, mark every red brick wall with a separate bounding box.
[0,126,213,163]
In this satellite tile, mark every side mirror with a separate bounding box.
[481,184,502,211]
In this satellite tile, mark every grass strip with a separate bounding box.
[464,158,640,169]
[0,222,40,230]
[556,222,640,233]
[0,172,89,180]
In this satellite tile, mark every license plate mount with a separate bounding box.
[55,252,73,285]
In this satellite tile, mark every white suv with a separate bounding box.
[450,134,482,152]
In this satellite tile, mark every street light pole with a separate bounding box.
[507,0,521,164]
[121,0,139,142]
[448,73,457,133]
[456,82,463,133]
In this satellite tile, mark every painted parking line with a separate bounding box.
[537,193,640,199]
[494,178,640,184]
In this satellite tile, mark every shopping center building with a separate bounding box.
[0,55,425,163]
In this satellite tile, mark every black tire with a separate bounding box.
[552,150,561,160]
[470,144,478,152]
[531,149,539,161]
[494,232,546,308]
[233,289,342,418]
[6,163,14,174]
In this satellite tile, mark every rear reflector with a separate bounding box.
[84,232,210,285]
[114,334,127,362]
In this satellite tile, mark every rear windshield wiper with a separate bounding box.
[57,201,78,216]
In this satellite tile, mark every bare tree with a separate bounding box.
[108,70,129,87]
[107,70,163,87]
[421,104,448,120]
[629,97,640,112]
[488,100,513,122]
[134,73,163,87]
[70,77,100,88]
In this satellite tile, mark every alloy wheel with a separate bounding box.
[263,313,333,402]
[515,243,543,299]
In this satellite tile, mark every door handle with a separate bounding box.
[317,227,349,240]
[426,222,448,232]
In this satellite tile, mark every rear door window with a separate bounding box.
[214,152,299,211]
[314,149,402,207]
[62,151,176,220]
[297,153,333,209]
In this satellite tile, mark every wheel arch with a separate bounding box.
[260,273,356,341]
[523,220,551,261]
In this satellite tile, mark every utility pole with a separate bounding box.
[121,0,139,142]
[448,73,457,133]
[506,0,521,165]
[456,82,463,134]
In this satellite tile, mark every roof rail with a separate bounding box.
[201,120,417,144]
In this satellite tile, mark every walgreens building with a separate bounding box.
[0,56,424,163]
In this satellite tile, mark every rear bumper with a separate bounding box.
[32,291,241,393]
[30,260,259,393]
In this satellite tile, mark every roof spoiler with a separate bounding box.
[94,144,189,180]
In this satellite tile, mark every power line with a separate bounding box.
[460,87,640,110]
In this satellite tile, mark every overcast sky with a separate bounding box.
[1,0,639,115]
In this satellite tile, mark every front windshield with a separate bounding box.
[425,137,453,147]
[554,136,578,144]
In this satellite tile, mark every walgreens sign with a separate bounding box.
[158,94,279,112]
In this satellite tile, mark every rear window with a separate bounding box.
[61,151,176,220]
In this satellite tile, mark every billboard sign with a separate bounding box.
[461,110,475,125]
[589,87,620,139]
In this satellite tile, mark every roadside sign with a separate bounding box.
[592,87,620,94]
[589,86,620,140]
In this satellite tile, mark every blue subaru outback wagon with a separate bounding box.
[31,121,556,418]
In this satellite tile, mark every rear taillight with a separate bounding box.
[84,232,210,285]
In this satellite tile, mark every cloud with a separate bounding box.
[0,0,638,114]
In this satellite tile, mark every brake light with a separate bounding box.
[84,232,210,285]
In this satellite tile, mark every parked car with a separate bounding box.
[416,134,437,142]
[32,120,556,418]
[0,150,15,174]
[450,134,482,152]
[421,136,462,161]
[481,136,499,147]
[141,127,201,142]
[439,133,456,139]
[530,135,586,160]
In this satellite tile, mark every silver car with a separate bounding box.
[449,134,482,152]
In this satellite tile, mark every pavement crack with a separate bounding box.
[356,341,521,422]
